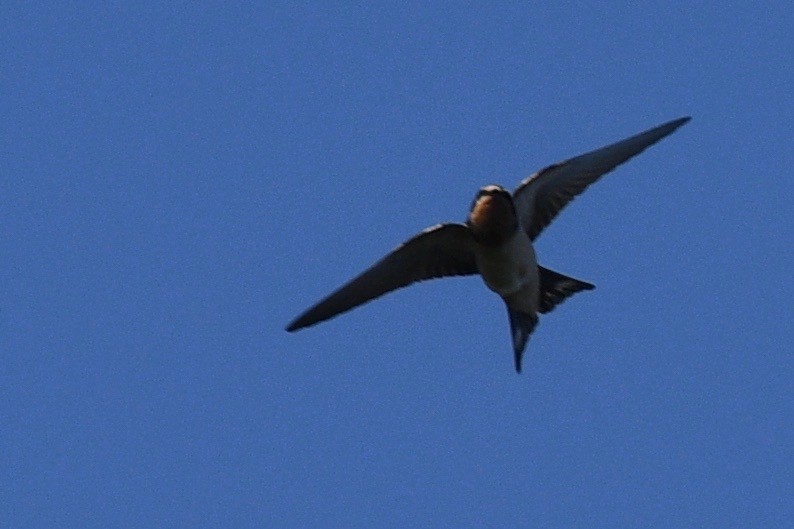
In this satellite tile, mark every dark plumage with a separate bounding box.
[287,117,690,371]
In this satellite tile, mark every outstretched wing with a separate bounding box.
[286,223,478,331]
[513,117,690,241]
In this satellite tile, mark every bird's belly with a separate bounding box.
[477,232,538,297]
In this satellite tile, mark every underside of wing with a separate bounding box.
[513,116,690,241]
[286,223,478,332]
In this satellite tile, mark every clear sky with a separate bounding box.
[2,3,791,528]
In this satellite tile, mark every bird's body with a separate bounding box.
[286,117,690,372]
[476,228,538,301]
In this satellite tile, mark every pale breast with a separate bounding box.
[476,230,538,297]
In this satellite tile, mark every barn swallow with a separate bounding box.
[286,117,690,372]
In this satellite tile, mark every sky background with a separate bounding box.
[2,2,791,528]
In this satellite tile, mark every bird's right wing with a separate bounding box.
[286,223,478,331]
[513,117,690,241]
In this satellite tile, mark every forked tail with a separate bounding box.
[506,307,538,373]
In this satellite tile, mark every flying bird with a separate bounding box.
[286,117,690,372]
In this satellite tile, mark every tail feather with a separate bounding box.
[507,307,538,373]
[538,265,595,314]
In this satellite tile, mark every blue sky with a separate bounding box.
[2,3,791,527]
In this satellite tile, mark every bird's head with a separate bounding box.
[467,185,518,246]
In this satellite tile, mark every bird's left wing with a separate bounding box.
[286,223,478,331]
[513,117,690,241]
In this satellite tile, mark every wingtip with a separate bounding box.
[653,116,691,135]
[670,116,692,128]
